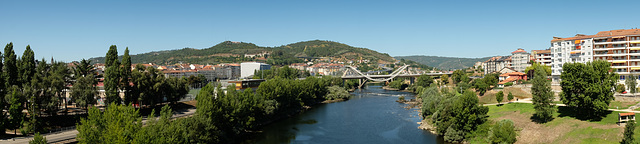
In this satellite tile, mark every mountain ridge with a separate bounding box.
[87,40,396,65]
[395,55,494,70]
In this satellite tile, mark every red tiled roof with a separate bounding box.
[511,48,527,54]
[551,29,640,42]
[620,113,636,117]
[498,77,519,84]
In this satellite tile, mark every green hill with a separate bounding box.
[394,55,493,70]
[88,40,396,65]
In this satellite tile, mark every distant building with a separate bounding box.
[510,48,532,72]
[531,49,552,66]
[240,62,271,78]
[482,56,509,74]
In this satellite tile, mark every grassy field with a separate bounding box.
[478,87,531,104]
[609,101,638,109]
[476,103,638,144]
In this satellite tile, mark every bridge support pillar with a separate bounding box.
[410,77,415,85]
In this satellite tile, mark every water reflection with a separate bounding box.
[245,85,444,144]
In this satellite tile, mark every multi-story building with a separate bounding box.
[548,29,640,83]
[549,34,594,83]
[531,49,552,66]
[482,56,510,74]
[240,62,271,78]
[510,48,532,72]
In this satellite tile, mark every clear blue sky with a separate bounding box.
[2,0,640,62]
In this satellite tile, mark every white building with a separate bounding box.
[549,34,595,83]
[240,62,271,78]
[510,48,532,72]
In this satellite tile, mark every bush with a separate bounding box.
[621,120,636,144]
[398,96,405,101]
[489,119,517,144]
[389,80,407,90]
[496,91,504,104]
[30,133,47,144]
[325,85,350,100]
[504,82,513,87]
[617,84,626,93]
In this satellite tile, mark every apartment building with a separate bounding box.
[482,56,509,74]
[510,48,531,72]
[549,29,640,83]
[531,49,552,66]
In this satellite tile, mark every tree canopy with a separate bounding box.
[560,60,617,118]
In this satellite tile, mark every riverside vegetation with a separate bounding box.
[76,74,352,143]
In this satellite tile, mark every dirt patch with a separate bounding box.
[492,111,622,144]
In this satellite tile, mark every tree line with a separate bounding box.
[77,74,352,143]
[0,43,189,136]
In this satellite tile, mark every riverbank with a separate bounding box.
[470,102,637,143]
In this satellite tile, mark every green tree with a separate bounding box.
[30,132,47,144]
[6,86,24,134]
[532,65,555,122]
[489,119,517,144]
[104,45,121,105]
[441,74,449,85]
[445,90,489,142]
[415,74,433,87]
[421,86,441,117]
[525,62,552,77]
[474,78,489,96]
[4,42,19,86]
[496,91,504,104]
[325,85,350,100]
[71,75,98,109]
[0,44,4,133]
[122,47,133,105]
[452,70,466,84]
[626,75,637,94]
[621,120,636,144]
[76,103,142,144]
[560,60,617,118]
[19,45,36,85]
[507,92,514,102]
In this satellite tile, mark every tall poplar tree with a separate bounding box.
[531,65,555,122]
[104,45,121,105]
[19,45,36,85]
[4,43,18,86]
[122,47,132,105]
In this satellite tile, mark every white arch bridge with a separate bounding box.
[340,65,452,88]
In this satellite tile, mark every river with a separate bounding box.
[245,85,445,144]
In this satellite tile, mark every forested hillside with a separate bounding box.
[88,40,396,65]
[395,55,493,70]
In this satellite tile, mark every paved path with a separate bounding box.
[484,98,640,113]
[0,107,196,144]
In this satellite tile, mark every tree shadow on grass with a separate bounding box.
[556,106,610,122]
[530,114,554,124]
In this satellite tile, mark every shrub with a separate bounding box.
[30,133,47,144]
[325,85,350,100]
[504,82,513,87]
[489,119,517,144]
[398,96,405,101]
[621,120,636,144]
[617,84,626,93]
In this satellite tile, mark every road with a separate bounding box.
[0,107,196,144]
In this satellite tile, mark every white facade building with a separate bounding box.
[549,35,595,83]
[240,62,271,78]
[510,48,532,72]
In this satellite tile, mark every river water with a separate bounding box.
[246,85,444,144]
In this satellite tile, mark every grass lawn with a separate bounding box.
[479,103,636,144]
[608,101,638,109]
